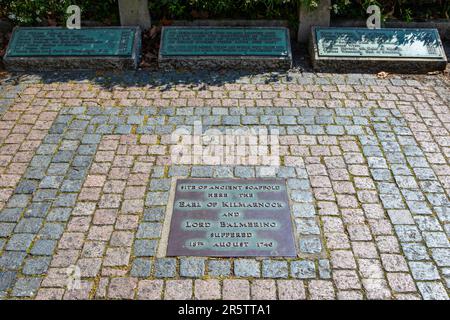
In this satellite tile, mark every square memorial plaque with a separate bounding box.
[3,27,141,71]
[159,27,292,70]
[309,27,447,73]
[166,179,297,257]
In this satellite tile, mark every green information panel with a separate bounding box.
[160,27,290,57]
[316,28,445,59]
[6,27,136,57]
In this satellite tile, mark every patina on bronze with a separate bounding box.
[3,27,141,71]
[309,27,447,73]
[166,179,297,257]
[158,27,293,70]
[315,28,445,59]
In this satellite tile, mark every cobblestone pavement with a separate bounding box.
[0,69,449,300]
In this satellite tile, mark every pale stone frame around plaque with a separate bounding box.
[157,177,303,259]
[157,177,179,258]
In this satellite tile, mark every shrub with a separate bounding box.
[0,0,119,25]
[0,0,447,26]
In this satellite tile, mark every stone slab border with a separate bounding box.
[157,177,178,258]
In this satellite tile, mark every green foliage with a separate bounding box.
[0,0,447,27]
[0,0,119,26]
[149,0,301,20]
[330,0,449,21]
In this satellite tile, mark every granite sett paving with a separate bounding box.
[0,69,449,300]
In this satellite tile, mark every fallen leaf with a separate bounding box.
[377,71,389,79]
[47,18,57,26]
[161,18,173,26]
[149,26,161,39]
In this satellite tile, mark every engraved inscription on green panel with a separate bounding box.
[7,27,136,57]
[316,28,444,59]
[167,179,297,257]
[161,27,289,57]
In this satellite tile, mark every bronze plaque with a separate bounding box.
[166,179,297,257]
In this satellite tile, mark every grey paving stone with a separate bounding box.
[291,260,316,279]
[130,258,152,278]
[299,237,322,254]
[296,219,320,235]
[180,257,206,278]
[235,166,255,178]
[149,179,171,191]
[402,190,425,202]
[395,226,423,242]
[7,195,31,208]
[38,223,65,240]
[133,240,157,257]
[305,125,324,134]
[14,218,43,233]
[0,271,16,291]
[46,208,72,222]
[277,167,296,178]
[223,116,240,125]
[407,201,432,215]
[54,193,78,207]
[291,191,313,203]
[25,202,51,218]
[207,260,231,277]
[262,260,289,278]
[136,223,162,239]
[0,223,15,237]
[279,116,297,125]
[0,208,22,222]
[319,259,331,279]
[191,166,214,178]
[154,258,177,278]
[0,251,27,270]
[143,207,165,222]
[431,249,450,267]
[423,232,450,248]
[15,180,38,194]
[414,217,442,232]
[242,116,258,125]
[380,194,404,209]
[213,167,234,178]
[292,203,316,218]
[402,243,430,261]
[152,166,167,178]
[326,125,345,135]
[11,277,42,297]
[234,259,260,277]
[22,257,51,275]
[287,179,310,190]
[6,234,35,252]
[145,192,169,206]
[417,282,449,300]
[39,176,64,189]
[30,239,57,256]
[409,262,440,280]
